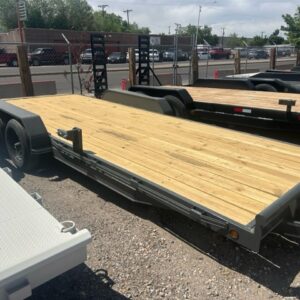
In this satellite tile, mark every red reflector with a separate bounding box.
[234,107,243,113]
[297,115,300,121]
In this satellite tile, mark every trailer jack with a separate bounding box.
[57,127,83,154]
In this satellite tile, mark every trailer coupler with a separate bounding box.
[57,127,83,154]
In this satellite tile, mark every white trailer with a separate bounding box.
[0,168,91,300]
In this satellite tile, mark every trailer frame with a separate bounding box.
[0,99,300,253]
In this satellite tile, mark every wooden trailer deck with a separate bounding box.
[8,95,300,226]
[182,87,300,113]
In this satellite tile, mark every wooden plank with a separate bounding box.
[8,95,300,225]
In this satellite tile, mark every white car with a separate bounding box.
[149,49,160,62]
[198,51,210,60]
[126,49,139,62]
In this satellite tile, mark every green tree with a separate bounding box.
[0,0,18,30]
[249,35,268,46]
[181,24,218,46]
[268,29,285,45]
[0,0,150,33]
[281,6,300,47]
[65,0,94,31]
[226,33,243,48]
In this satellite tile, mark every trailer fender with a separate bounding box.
[0,100,52,160]
[164,95,188,117]
[102,89,174,116]
[129,85,194,108]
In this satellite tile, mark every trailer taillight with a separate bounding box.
[233,107,252,114]
[229,229,239,240]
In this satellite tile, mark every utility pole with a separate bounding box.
[195,5,202,48]
[16,0,27,43]
[261,31,265,38]
[175,23,181,35]
[98,4,108,16]
[123,9,133,26]
[221,27,225,47]
[168,26,171,35]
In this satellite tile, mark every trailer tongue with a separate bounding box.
[1,94,300,252]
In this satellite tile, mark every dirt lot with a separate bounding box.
[1,153,300,300]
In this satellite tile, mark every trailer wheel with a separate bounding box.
[32,59,40,66]
[0,119,5,154]
[164,95,188,117]
[5,119,37,171]
[255,84,277,92]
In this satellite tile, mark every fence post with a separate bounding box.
[128,48,136,86]
[191,48,199,85]
[296,49,300,66]
[62,33,74,94]
[234,49,241,75]
[17,45,34,97]
[269,47,276,70]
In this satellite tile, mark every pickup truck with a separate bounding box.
[0,48,18,67]
[209,47,231,59]
[28,48,69,66]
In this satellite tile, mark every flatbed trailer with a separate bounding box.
[0,94,300,252]
[129,85,300,134]
[0,168,91,300]
[192,75,300,93]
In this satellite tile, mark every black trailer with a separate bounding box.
[128,85,300,136]
[0,94,300,253]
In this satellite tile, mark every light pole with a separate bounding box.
[195,1,217,48]
[195,5,202,47]
[123,9,133,26]
[173,23,181,85]
[98,4,108,16]
[221,27,225,47]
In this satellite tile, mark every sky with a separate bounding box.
[88,0,299,37]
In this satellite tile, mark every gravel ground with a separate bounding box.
[1,154,300,300]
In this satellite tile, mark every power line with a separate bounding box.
[123,9,133,25]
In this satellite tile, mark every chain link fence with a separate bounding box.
[0,38,298,98]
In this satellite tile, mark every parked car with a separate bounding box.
[198,51,210,60]
[276,48,292,57]
[209,47,231,59]
[234,48,248,58]
[80,48,93,64]
[0,48,18,67]
[28,48,68,66]
[126,49,139,62]
[107,52,126,63]
[247,49,269,59]
[149,49,160,62]
[80,48,106,64]
[162,48,189,61]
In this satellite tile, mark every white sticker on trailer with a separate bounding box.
[243,108,252,114]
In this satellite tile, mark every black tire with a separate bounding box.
[5,119,37,171]
[0,119,5,154]
[255,84,277,92]
[11,59,18,67]
[33,59,40,66]
[164,95,188,117]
